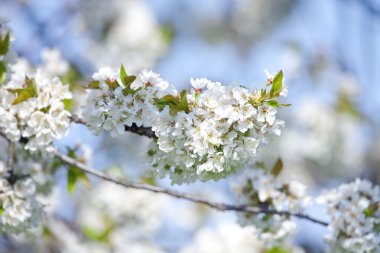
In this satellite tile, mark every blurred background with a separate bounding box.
[1,0,380,252]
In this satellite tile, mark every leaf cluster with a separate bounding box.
[154,90,189,116]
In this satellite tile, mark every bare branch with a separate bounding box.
[52,149,329,227]
[70,115,156,138]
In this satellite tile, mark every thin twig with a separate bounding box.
[6,142,14,169]
[70,115,156,138]
[52,149,329,227]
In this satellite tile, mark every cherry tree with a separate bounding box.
[0,17,379,253]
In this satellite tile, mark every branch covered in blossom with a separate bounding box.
[1,17,380,252]
[52,148,328,227]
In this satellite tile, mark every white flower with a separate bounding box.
[257,106,277,125]
[92,66,116,82]
[0,162,43,233]
[190,78,210,91]
[317,179,380,253]
[234,169,310,245]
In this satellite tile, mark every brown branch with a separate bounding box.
[52,149,328,227]
[0,123,328,226]
[70,115,156,138]
[6,142,14,169]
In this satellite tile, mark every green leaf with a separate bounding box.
[9,77,37,105]
[168,107,178,116]
[67,168,78,194]
[270,70,283,97]
[66,148,90,194]
[271,158,283,177]
[280,103,291,107]
[42,226,54,238]
[154,94,178,109]
[0,32,10,55]
[122,86,138,96]
[255,161,266,170]
[87,80,100,89]
[178,90,189,113]
[159,25,174,44]
[123,75,136,87]
[336,93,362,119]
[363,203,379,218]
[265,247,289,253]
[82,226,112,242]
[120,64,127,84]
[62,99,73,111]
[0,61,6,83]
[266,100,279,107]
[0,206,4,216]
[40,106,51,113]
[105,80,119,90]
[119,64,136,87]
[141,176,156,186]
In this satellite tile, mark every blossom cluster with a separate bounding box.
[234,168,310,245]
[82,66,176,136]
[0,70,72,151]
[83,66,287,183]
[0,161,43,233]
[317,179,380,253]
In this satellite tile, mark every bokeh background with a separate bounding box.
[1,0,380,252]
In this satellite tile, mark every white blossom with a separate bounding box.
[83,67,286,184]
[233,169,310,246]
[0,70,72,151]
[317,178,380,253]
[190,77,210,91]
[0,161,43,233]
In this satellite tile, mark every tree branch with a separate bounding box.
[0,123,328,226]
[70,115,156,138]
[52,148,329,227]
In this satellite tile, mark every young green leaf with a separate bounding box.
[105,80,119,90]
[66,148,90,194]
[62,99,73,111]
[154,94,178,109]
[120,64,136,87]
[255,161,266,170]
[363,203,379,218]
[178,90,189,113]
[271,158,283,177]
[0,33,10,55]
[82,225,113,242]
[9,77,37,105]
[67,168,78,194]
[270,70,283,97]
[265,247,289,253]
[120,64,127,85]
[123,75,136,87]
[87,80,100,89]
[266,100,279,107]
[0,61,6,83]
